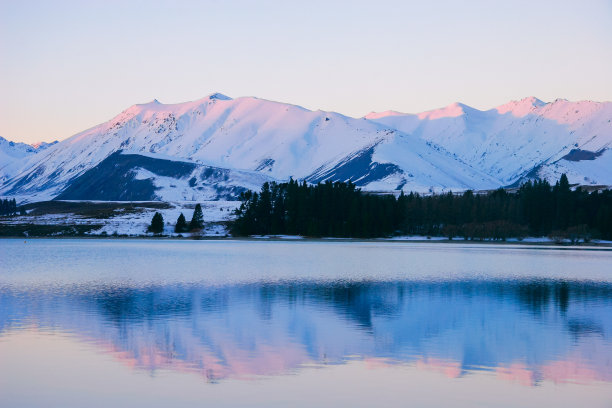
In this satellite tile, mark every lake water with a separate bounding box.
[1,239,611,407]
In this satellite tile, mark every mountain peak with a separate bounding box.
[418,102,473,120]
[522,96,545,105]
[496,96,546,116]
[30,140,58,149]
[132,99,162,108]
[364,110,406,120]
[207,92,232,101]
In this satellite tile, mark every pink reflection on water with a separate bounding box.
[495,357,611,387]
[496,363,539,386]
[541,359,610,385]
[16,328,612,387]
[93,336,313,381]
[416,357,463,378]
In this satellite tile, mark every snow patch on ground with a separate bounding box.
[94,201,240,236]
[1,201,241,237]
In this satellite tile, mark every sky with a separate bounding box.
[1,0,611,144]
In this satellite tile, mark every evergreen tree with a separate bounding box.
[148,212,164,234]
[175,213,188,233]
[0,198,18,216]
[554,173,572,230]
[189,204,204,231]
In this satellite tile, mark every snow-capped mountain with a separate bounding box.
[1,94,610,203]
[0,136,57,183]
[366,97,612,187]
[0,93,498,202]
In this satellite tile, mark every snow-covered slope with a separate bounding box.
[0,93,498,202]
[3,94,610,203]
[0,136,57,183]
[366,97,612,186]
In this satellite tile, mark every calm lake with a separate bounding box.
[1,239,611,407]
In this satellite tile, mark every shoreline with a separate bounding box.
[2,234,611,248]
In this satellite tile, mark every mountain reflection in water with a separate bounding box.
[1,279,610,385]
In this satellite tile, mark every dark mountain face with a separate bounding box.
[55,152,257,201]
[306,145,403,187]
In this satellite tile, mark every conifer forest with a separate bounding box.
[231,175,612,240]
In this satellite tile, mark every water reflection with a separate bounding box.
[1,279,611,385]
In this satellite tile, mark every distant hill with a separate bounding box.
[366,97,612,187]
[0,136,56,184]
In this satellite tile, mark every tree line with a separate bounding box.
[231,175,612,240]
[0,198,25,216]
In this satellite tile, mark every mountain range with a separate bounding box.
[0,137,56,184]
[1,94,610,203]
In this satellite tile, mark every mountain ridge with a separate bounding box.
[1,94,610,203]
[366,97,612,186]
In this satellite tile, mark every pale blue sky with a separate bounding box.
[1,0,611,143]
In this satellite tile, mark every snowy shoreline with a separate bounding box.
[2,200,611,247]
